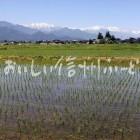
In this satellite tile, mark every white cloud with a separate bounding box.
[83,25,140,35]
[106,26,120,32]
[23,23,140,35]
[83,25,121,32]
[132,30,140,35]
[90,26,104,30]
[24,23,55,29]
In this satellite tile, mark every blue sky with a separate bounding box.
[0,0,140,29]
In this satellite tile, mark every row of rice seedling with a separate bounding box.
[0,64,140,139]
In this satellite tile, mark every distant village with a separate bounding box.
[1,31,140,46]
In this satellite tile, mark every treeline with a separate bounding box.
[1,31,140,45]
[96,31,140,44]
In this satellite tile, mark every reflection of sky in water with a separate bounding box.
[0,64,139,125]
[0,65,140,98]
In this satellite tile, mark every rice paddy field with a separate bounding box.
[0,44,140,140]
[0,43,140,57]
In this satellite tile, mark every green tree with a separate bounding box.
[105,31,112,39]
[97,32,104,39]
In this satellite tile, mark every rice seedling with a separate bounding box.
[0,63,139,139]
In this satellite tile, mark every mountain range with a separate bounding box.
[0,21,140,41]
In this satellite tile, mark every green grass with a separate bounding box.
[0,43,140,57]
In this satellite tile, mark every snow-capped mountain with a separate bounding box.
[0,21,140,41]
[84,26,140,39]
